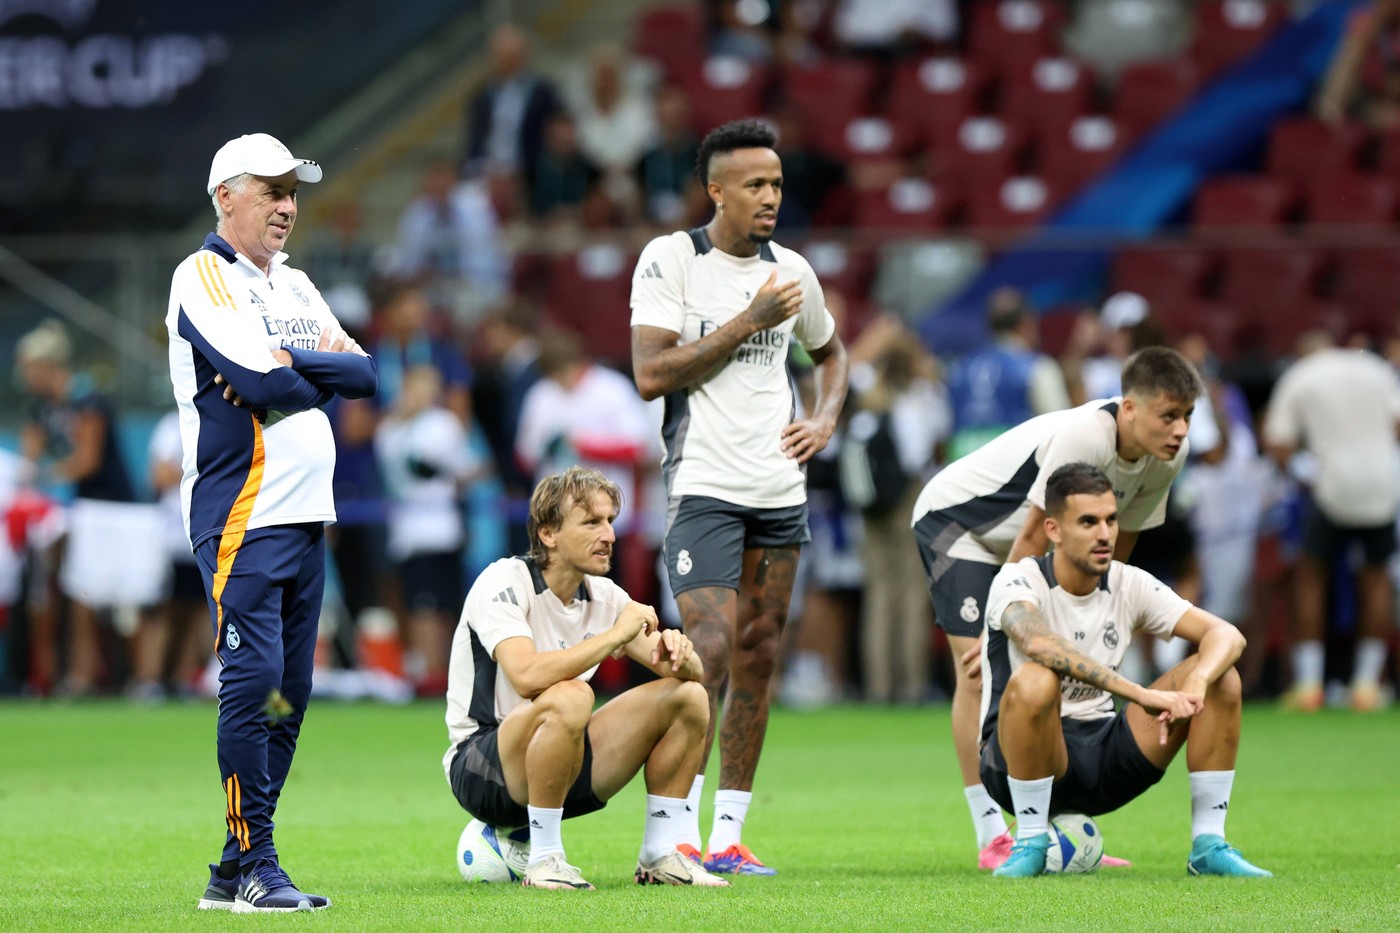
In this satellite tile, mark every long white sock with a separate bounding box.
[641,794,688,864]
[1190,770,1235,840]
[709,789,751,853]
[1353,637,1388,685]
[1007,777,1052,841]
[964,784,1008,848]
[1292,640,1324,685]
[526,805,564,863]
[681,774,704,850]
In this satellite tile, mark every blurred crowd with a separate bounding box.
[2,4,1398,711]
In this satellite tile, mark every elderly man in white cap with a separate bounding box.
[167,133,377,913]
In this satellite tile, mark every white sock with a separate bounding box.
[1292,640,1324,686]
[964,784,1008,848]
[708,789,751,853]
[1353,638,1388,686]
[1190,770,1235,841]
[1006,777,1052,841]
[681,774,704,850]
[641,794,688,865]
[526,805,564,863]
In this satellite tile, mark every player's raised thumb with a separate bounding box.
[764,269,777,289]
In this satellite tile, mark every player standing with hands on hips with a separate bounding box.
[169,133,377,912]
[630,119,849,875]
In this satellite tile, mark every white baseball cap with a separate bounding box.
[207,133,323,195]
[1100,291,1149,331]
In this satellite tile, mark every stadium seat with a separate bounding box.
[1110,246,1217,307]
[968,0,1067,72]
[799,238,879,337]
[964,174,1062,230]
[1036,114,1130,189]
[1302,174,1400,229]
[1153,298,1240,361]
[1265,118,1370,181]
[1189,0,1289,77]
[1374,126,1400,174]
[544,245,638,367]
[1112,58,1199,138]
[678,56,771,136]
[633,4,707,82]
[931,115,1030,185]
[1331,243,1400,337]
[835,115,919,165]
[851,178,961,235]
[1238,297,1348,357]
[999,56,1096,135]
[1036,306,1086,358]
[1192,175,1298,231]
[1217,246,1329,326]
[778,59,879,142]
[886,57,992,145]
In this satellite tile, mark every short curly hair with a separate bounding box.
[695,119,777,186]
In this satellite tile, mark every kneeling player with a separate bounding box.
[979,462,1271,878]
[443,467,727,890]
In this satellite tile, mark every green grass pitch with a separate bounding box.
[2,701,1397,931]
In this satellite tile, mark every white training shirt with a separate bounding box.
[1263,347,1400,527]
[980,555,1189,733]
[629,228,838,509]
[442,556,632,779]
[167,234,375,548]
[375,406,475,562]
[912,398,1187,565]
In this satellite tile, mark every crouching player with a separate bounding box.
[443,467,727,890]
[979,462,1272,878]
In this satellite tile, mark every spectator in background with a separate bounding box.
[638,85,704,227]
[472,301,543,556]
[531,113,601,221]
[946,287,1071,461]
[841,315,950,704]
[832,0,959,56]
[376,364,480,697]
[17,319,162,697]
[708,0,779,61]
[302,199,377,332]
[1263,332,1400,712]
[769,107,846,230]
[369,282,473,426]
[383,158,508,325]
[567,44,658,213]
[1315,0,1400,129]
[464,23,564,188]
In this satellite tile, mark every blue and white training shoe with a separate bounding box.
[1187,835,1273,878]
[992,833,1050,878]
[197,864,238,911]
[233,858,332,912]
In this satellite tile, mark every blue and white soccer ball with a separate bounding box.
[1044,812,1104,873]
[457,819,530,882]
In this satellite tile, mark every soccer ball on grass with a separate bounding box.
[457,818,530,882]
[1044,811,1104,873]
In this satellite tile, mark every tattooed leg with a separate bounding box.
[675,585,738,772]
[718,547,798,792]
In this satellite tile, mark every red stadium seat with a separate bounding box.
[633,4,706,82]
[800,238,878,302]
[1190,0,1289,77]
[964,174,1063,230]
[1237,297,1348,357]
[1154,298,1240,361]
[887,57,992,145]
[779,59,879,142]
[1331,243,1400,336]
[836,115,919,164]
[852,178,961,235]
[1000,56,1096,135]
[1112,58,1200,138]
[1192,175,1299,230]
[1374,126,1400,174]
[1302,174,1400,228]
[931,115,1030,185]
[968,0,1067,72]
[544,245,638,367]
[1265,117,1370,181]
[1036,114,1131,189]
[1036,306,1086,358]
[1217,246,1329,326]
[1111,246,1217,307]
[678,56,771,136]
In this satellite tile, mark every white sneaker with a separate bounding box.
[636,847,730,887]
[522,853,594,891]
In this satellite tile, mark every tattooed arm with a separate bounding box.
[999,600,1201,723]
